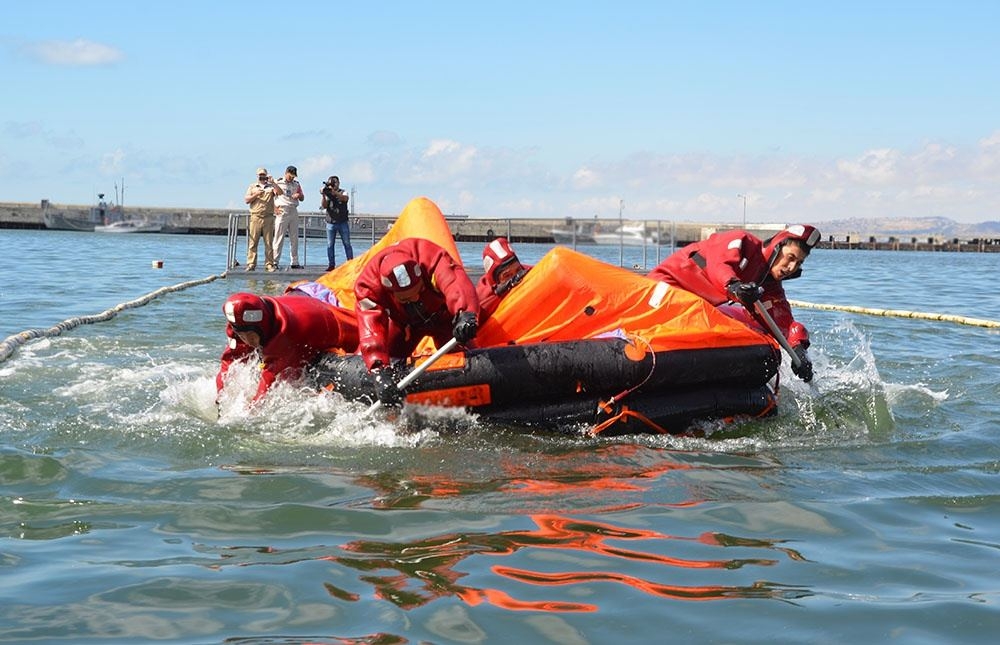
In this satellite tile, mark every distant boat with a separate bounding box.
[592,224,661,246]
[42,194,122,232]
[94,219,162,234]
[549,224,596,245]
[550,223,661,246]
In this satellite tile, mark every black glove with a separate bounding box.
[452,311,478,344]
[372,367,402,405]
[727,280,761,306]
[791,345,813,383]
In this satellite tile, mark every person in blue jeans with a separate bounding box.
[320,175,353,271]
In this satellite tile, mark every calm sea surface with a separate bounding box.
[2,228,999,644]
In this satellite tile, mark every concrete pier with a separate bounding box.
[4,199,999,252]
[0,199,713,245]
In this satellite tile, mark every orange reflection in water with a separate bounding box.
[334,513,808,612]
[233,446,808,612]
[356,444,701,514]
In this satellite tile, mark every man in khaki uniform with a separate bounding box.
[244,167,281,272]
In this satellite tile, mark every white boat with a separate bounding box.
[549,224,596,244]
[591,224,661,247]
[94,219,162,234]
[42,194,122,232]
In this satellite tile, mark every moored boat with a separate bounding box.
[549,226,596,245]
[592,224,661,246]
[94,219,162,233]
[42,193,122,232]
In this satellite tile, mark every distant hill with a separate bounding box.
[813,216,1000,240]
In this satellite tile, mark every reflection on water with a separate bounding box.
[224,446,812,615]
[333,513,811,612]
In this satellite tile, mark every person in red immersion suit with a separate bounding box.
[216,292,360,403]
[354,238,480,404]
[647,224,821,382]
[476,237,531,319]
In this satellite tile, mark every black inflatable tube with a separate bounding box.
[311,337,779,424]
[474,384,776,435]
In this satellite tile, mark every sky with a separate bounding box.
[2,1,999,225]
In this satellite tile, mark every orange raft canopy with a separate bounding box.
[308,200,783,435]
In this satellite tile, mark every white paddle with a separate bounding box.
[752,301,802,368]
[364,337,460,416]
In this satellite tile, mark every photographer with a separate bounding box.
[321,175,353,271]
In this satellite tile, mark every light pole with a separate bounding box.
[618,199,625,266]
[737,193,748,228]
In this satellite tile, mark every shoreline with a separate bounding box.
[3,200,999,252]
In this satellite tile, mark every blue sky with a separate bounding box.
[2,1,999,224]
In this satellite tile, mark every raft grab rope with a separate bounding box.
[0,272,227,364]
[591,333,661,435]
[788,300,1000,329]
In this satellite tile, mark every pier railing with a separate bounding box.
[226,213,383,270]
[225,213,687,272]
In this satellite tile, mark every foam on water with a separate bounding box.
[0,267,968,463]
[214,361,437,449]
[1,314,931,459]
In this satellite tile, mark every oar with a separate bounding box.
[751,301,802,368]
[364,337,460,416]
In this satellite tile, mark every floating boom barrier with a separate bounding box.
[0,272,227,364]
[789,300,1000,329]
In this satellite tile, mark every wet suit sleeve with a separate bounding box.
[426,248,481,320]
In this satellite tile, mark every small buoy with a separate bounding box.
[151,260,164,269]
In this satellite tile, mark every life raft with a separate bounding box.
[296,196,786,435]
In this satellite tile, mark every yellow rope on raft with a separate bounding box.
[788,300,1000,329]
[0,272,228,364]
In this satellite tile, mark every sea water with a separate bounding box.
[2,228,999,643]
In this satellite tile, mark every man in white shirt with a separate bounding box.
[273,165,305,269]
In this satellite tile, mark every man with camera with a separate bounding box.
[321,175,353,272]
[243,167,281,272]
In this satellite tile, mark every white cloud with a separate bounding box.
[300,154,338,178]
[4,121,45,138]
[346,161,375,183]
[971,130,1000,177]
[836,148,900,184]
[808,187,844,204]
[424,139,465,158]
[99,148,126,174]
[455,190,477,213]
[571,166,600,189]
[400,139,478,184]
[22,39,123,66]
[367,130,403,147]
[685,192,732,214]
[4,120,84,149]
[912,142,956,167]
[567,196,623,217]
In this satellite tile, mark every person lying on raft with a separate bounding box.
[354,238,481,405]
[476,237,531,319]
[647,224,820,382]
[216,292,359,403]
